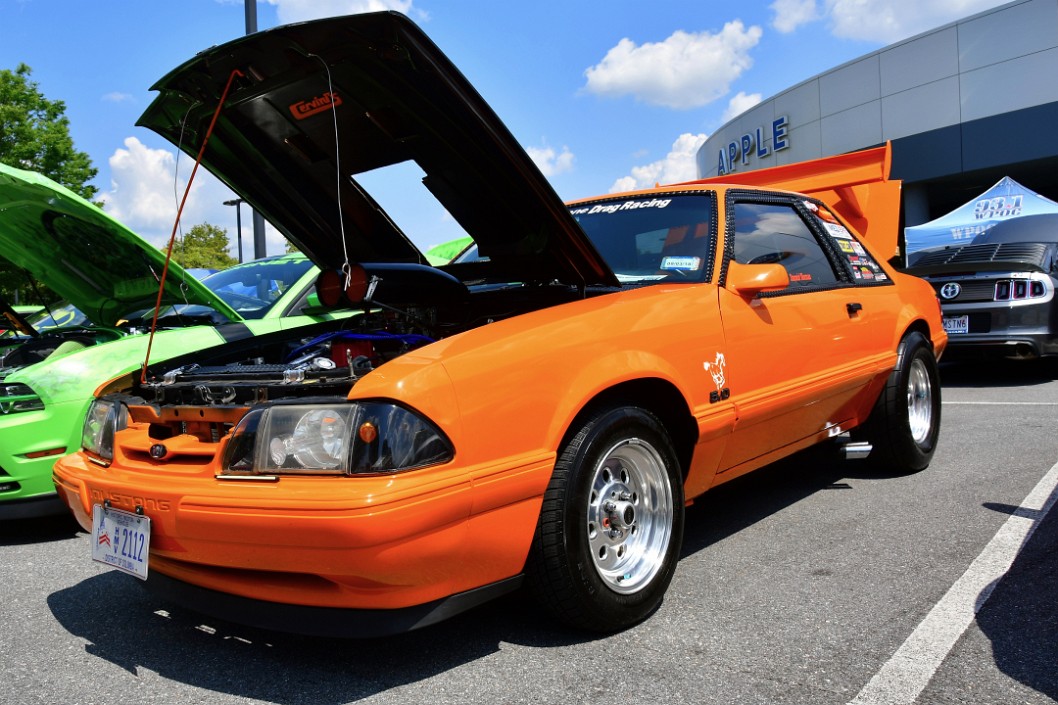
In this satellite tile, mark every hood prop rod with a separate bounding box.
[141,68,245,384]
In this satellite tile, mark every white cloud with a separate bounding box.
[721,91,762,123]
[609,133,708,192]
[770,0,819,33]
[260,0,425,23]
[774,0,1010,43]
[526,144,575,177]
[584,22,762,110]
[101,136,288,258]
[102,92,134,104]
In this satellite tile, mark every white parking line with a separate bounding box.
[847,459,1058,705]
[943,401,1058,405]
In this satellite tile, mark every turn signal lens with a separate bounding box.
[358,421,378,443]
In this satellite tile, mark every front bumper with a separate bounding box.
[0,398,87,515]
[52,447,551,617]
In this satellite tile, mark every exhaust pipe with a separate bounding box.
[842,441,873,460]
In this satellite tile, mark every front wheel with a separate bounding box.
[862,331,942,472]
[526,406,684,632]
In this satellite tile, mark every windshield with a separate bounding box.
[0,302,91,339]
[569,194,716,284]
[190,256,316,320]
[25,302,90,330]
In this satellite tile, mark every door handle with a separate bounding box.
[846,302,863,317]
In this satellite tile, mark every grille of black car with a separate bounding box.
[932,280,995,303]
[931,276,1049,303]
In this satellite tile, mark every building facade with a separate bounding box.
[696,0,1058,240]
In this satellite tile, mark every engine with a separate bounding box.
[139,308,439,407]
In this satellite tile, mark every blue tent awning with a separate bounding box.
[904,176,1058,257]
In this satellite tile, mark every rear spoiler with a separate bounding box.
[683,143,901,260]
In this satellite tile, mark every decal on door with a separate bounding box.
[704,352,730,403]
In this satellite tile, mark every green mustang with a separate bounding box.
[0,162,340,519]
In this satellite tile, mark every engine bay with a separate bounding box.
[0,326,125,373]
[135,272,590,410]
[141,314,435,406]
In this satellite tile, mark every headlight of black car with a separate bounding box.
[222,401,454,475]
[0,382,45,415]
[81,398,130,464]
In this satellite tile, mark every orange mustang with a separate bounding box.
[53,13,945,637]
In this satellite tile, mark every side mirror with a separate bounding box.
[726,261,789,297]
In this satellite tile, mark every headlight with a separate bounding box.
[0,383,45,415]
[81,398,130,463]
[222,401,453,475]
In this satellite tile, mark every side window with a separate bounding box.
[731,202,839,290]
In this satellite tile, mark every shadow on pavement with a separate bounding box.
[976,488,1058,700]
[680,444,868,557]
[0,512,83,546]
[940,357,1058,388]
[47,569,595,704]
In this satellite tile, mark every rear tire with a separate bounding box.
[862,331,941,472]
[526,406,684,632]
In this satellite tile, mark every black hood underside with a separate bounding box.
[138,12,618,289]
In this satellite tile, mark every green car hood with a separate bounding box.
[0,162,240,325]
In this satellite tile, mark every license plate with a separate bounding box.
[943,315,968,334]
[91,504,150,580]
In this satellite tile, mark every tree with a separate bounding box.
[0,64,97,200]
[1,63,98,306]
[171,223,238,270]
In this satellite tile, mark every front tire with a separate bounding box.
[527,406,684,632]
[863,331,942,472]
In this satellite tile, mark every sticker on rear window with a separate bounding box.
[660,256,701,272]
[823,222,853,239]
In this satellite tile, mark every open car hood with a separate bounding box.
[137,11,618,288]
[0,163,240,326]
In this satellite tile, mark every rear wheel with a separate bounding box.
[527,406,684,632]
[862,331,941,472]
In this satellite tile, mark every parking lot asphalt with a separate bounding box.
[1,357,1056,705]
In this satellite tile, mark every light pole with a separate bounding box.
[223,198,245,263]
[243,0,267,260]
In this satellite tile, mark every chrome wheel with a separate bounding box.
[860,332,941,474]
[527,406,684,631]
[906,356,933,444]
[585,438,674,594]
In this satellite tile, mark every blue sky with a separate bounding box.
[0,0,1011,257]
